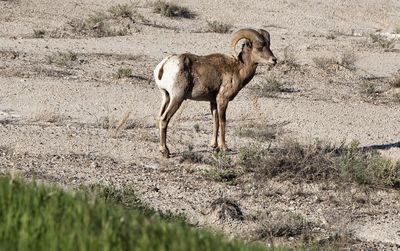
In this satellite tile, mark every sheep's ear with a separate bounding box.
[258,29,270,42]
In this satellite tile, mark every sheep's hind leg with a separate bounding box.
[210,101,219,149]
[159,97,184,158]
[158,90,170,128]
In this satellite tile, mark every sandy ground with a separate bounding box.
[1,0,400,249]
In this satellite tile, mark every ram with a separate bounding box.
[154,28,277,158]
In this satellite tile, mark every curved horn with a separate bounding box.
[230,28,264,56]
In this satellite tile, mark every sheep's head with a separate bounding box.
[231,29,277,66]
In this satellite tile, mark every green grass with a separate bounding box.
[0,176,274,251]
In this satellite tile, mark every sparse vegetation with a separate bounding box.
[370,33,395,50]
[390,71,400,88]
[115,67,133,79]
[254,76,284,97]
[153,1,195,19]
[393,93,400,103]
[33,28,46,38]
[47,51,78,67]
[180,145,203,163]
[211,151,233,169]
[108,4,137,19]
[98,112,136,138]
[237,140,400,188]
[68,4,144,37]
[360,80,377,95]
[207,21,232,33]
[31,110,66,124]
[236,123,277,141]
[211,198,244,221]
[339,51,357,70]
[0,176,272,251]
[280,46,299,69]
[0,49,19,59]
[313,56,338,71]
[193,123,200,132]
[203,169,238,184]
[313,52,356,71]
[257,211,313,239]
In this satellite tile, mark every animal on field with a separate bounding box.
[154,28,277,158]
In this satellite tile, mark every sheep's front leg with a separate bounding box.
[210,101,219,148]
[217,98,229,151]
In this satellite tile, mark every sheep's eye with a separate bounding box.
[257,47,263,51]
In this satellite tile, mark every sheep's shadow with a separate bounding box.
[361,141,400,151]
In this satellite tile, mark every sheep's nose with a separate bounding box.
[272,57,277,65]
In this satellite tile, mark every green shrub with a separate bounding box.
[0,176,272,251]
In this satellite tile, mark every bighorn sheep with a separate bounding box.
[154,28,277,158]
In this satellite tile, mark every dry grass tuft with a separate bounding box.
[313,56,338,71]
[211,151,234,169]
[98,112,136,138]
[393,93,400,103]
[236,123,277,142]
[257,211,314,239]
[0,50,19,60]
[33,28,46,38]
[180,145,203,164]
[340,51,357,70]
[203,169,238,184]
[370,34,395,50]
[153,1,195,19]
[253,76,285,97]
[108,4,137,19]
[67,4,144,37]
[390,71,400,88]
[238,140,400,188]
[47,51,78,67]
[210,198,244,222]
[359,80,377,95]
[115,67,133,79]
[206,21,232,33]
[280,46,299,69]
[31,111,66,124]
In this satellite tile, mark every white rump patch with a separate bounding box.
[154,55,182,94]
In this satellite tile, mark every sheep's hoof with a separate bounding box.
[210,143,218,149]
[160,149,170,158]
[215,146,230,153]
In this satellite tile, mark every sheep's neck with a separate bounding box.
[238,52,257,88]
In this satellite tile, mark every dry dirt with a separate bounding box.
[1,0,400,250]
